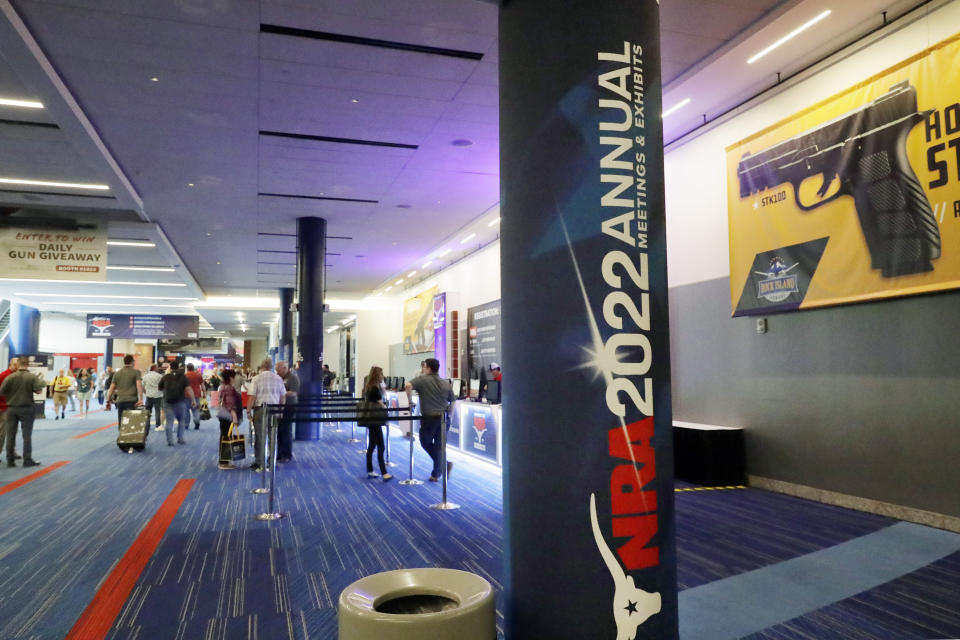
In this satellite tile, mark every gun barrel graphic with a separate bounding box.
[737,81,940,278]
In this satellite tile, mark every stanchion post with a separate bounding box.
[431,413,460,511]
[385,421,397,467]
[399,418,422,486]
[348,420,361,444]
[251,409,270,495]
[256,412,284,521]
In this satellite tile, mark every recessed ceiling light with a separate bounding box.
[385,286,393,292]
[14,293,198,300]
[438,249,451,257]
[42,302,194,308]
[451,139,473,147]
[396,204,411,209]
[421,261,432,268]
[355,255,365,259]
[0,97,43,109]
[395,279,403,285]
[747,10,832,64]
[351,98,359,103]
[216,261,221,265]
[662,98,691,118]
[487,217,501,227]
[407,271,416,277]
[188,183,195,187]
[375,293,383,298]
[0,177,110,190]
[460,233,476,244]
[0,277,183,286]
[150,77,159,82]
[107,240,155,247]
[106,266,176,272]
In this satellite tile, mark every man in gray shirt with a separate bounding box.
[405,357,455,482]
[0,357,45,467]
[142,363,164,431]
[275,361,299,463]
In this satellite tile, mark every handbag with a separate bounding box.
[356,399,387,428]
[219,422,246,462]
[200,397,212,420]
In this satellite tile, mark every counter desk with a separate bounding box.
[382,391,503,467]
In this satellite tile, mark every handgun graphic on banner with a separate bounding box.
[737,81,940,278]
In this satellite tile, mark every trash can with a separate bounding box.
[339,568,495,640]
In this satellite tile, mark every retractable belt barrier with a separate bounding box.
[262,402,459,512]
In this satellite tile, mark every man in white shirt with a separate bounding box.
[246,358,285,472]
[142,363,165,431]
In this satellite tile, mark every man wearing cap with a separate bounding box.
[488,362,502,383]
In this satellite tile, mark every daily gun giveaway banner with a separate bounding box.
[728,32,960,316]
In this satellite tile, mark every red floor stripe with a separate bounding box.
[72,422,118,439]
[65,478,195,640]
[0,460,70,496]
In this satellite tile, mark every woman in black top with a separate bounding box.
[362,366,391,481]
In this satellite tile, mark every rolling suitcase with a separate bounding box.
[117,408,149,452]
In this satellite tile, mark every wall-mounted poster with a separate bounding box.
[467,299,501,382]
[727,32,960,316]
[401,285,439,354]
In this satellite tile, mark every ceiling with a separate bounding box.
[0,0,933,336]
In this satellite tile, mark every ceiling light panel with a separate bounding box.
[0,177,110,190]
[0,97,44,109]
[747,10,832,64]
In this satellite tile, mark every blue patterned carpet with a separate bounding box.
[0,405,957,639]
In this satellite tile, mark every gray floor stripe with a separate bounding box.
[678,521,960,640]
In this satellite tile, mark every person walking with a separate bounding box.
[0,357,44,468]
[159,363,195,446]
[405,358,456,482]
[142,364,164,431]
[184,363,206,430]
[0,359,21,460]
[274,361,299,464]
[246,358,285,472]
[105,355,143,426]
[66,369,78,413]
[322,364,336,391]
[76,369,93,418]
[216,369,242,469]
[362,366,392,481]
[52,368,71,420]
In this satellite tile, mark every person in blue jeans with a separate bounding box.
[158,364,196,446]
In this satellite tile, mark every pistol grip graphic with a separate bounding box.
[849,117,940,278]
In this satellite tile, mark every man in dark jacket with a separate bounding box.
[0,357,45,467]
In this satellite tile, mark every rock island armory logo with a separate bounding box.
[472,413,488,451]
[88,316,114,337]
[755,256,799,303]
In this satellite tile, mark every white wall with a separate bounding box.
[664,0,960,288]
[39,312,111,353]
[354,306,401,385]
[323,328,341,374]
[396,241,501,321]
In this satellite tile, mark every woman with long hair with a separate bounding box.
[216,369,242,469]
[362,365,391,481]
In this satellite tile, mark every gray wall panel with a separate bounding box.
[669,277,960,517]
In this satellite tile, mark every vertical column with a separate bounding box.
[8,302,40,356]
[279,287,294,366]
[499,2,676,639]
[296,216,325,440]
[104,339,113,369]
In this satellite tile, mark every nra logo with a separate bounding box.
[472,413,488,451]
[88,316,114,337]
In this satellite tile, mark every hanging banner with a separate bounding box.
[500,0,676,637]
[86,314,199,339]
[401,285,439,354]
[0,221,107,280]
[728,32,960,316]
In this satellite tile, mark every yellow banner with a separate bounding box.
[402,285,439,354]
[727,32,960,315]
